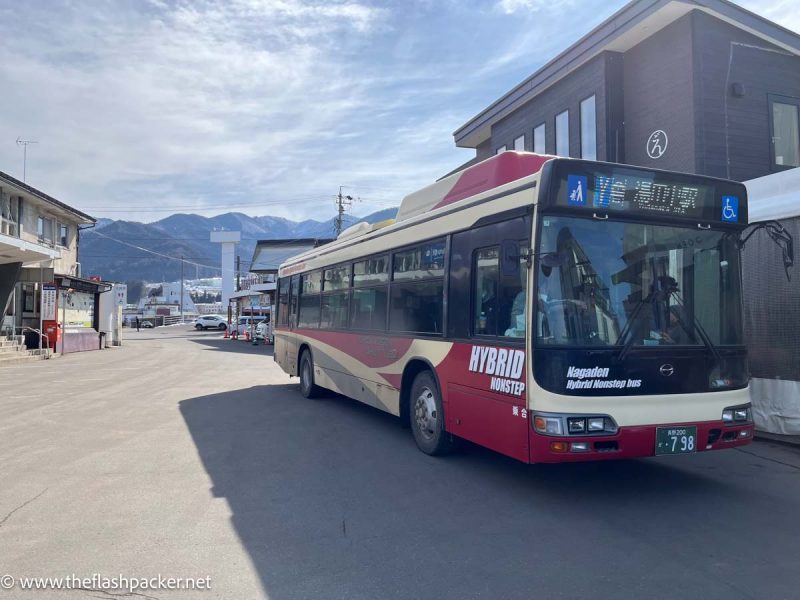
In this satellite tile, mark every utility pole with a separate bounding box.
[180,255,184,323]
[16,137,38,183]
[334,186,355,236]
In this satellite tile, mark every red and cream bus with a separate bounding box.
[274,152,756,463]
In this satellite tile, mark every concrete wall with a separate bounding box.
[17,195,81,274]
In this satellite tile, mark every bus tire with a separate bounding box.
[299,349,321,399]
[409,370,453,456]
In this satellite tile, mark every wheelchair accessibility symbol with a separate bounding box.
[721,196,739,222]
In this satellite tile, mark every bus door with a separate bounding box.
[286,274,301,376]
[445,213,532,462]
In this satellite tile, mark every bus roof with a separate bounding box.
[278,152,550,275]
[396,151,555,222]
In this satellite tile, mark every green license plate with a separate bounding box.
[655,426,698,455]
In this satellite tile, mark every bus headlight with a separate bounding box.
[567,418,586,433]
[533,413,618,436]
[587,417,605,431]
[722,404,752,425]
[534,416,563,435]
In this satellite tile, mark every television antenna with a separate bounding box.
[16,137,39,183]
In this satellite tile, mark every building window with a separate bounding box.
[770,95,800,171]
[37,216,54,244]
[58,223,69,247]
[496,145,507,155]
[580,95,597,160]
[533,123,546,154]
[555,110,569,157]
[513,135,525,151]
[22,283,36,313]
[1,194,19,237]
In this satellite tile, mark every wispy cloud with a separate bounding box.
[495,0,573,15]
[738,0,800,34]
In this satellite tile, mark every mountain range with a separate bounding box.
[80,208,398,283]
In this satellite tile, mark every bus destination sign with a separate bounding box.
[549,162,747,225]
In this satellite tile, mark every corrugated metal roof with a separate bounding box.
[250,239,334,273]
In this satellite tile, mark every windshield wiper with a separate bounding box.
[616,289,722,363]
[615,293,652,363]
[668,291,722,363]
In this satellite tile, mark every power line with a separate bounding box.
[78,193,398,213]
[88,229,222,271]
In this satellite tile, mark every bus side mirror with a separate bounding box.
[501,240,520,276]
[739,220,794,281]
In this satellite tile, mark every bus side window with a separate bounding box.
[276,278,288,327]
[351,256,389,331]
[474,247,500,335]
[298,271,322,328]
[473,245,526,338]
[289,275,300,328]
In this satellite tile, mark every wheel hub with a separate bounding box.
[414,387,437,440]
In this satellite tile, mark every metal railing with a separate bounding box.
[20,326,51,358]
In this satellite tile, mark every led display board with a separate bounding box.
[542,160,748,226]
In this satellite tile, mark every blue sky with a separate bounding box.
[0,0,795,223]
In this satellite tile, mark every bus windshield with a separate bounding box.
[536,215,743,347]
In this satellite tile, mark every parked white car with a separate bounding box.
[194,315,228,330]
[235,316,267,335]
[255,320,273,344]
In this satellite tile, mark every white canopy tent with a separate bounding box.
[743,168,800,435]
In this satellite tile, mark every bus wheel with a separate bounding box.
[299,350,321,399]
[410,371,453,456]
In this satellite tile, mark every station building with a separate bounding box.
[1,170,110,355]
[453,0,800,182]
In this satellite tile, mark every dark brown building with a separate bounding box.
[453,0,800,182]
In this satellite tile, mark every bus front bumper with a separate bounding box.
[529,421,754,463]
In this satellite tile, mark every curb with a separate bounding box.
[754,431,800,448]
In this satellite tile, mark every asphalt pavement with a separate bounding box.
[1,327,799,600]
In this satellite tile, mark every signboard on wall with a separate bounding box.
[61,290,95,328]
[41,284,57,320]
[646,130,668,159]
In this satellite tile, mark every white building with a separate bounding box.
[139,282,197,314]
